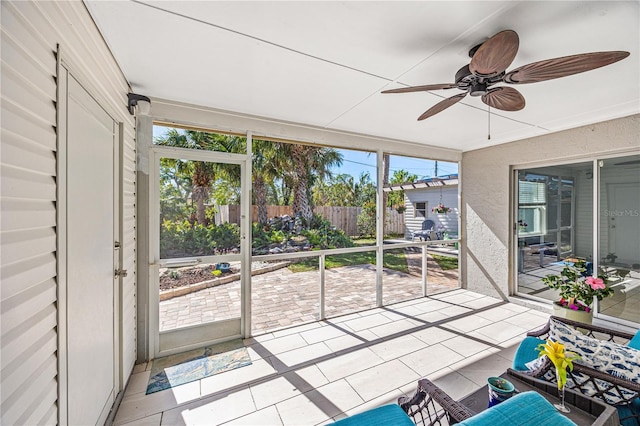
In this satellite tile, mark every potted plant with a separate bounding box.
[517,219,528,232]
[431,203,451,214]
[542,260,615,324]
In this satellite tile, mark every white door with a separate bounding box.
[66,74,118,425]
[609,183,640,264]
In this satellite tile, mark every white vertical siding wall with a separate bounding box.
[1,1,136,424]
[404,186,459,238]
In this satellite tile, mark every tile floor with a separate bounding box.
[115,289,552,426]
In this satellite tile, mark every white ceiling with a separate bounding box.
[85,1,639,152]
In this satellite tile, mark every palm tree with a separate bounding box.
[252,140,288,224]
[388,169,418,212]
[383,153,390,228]
[288,144,342,223]
[155,129,244,224]
[312,172,376,207]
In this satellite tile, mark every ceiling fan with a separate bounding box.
[382,30,629,120]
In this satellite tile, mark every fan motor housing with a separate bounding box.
[455,64,503,96]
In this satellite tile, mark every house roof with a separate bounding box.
[85,1,639,153]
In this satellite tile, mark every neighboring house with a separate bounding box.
[386,175,459,240]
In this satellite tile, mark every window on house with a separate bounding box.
[415,202,427,218]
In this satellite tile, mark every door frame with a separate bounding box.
[149,145,250,358]
[56,60,121,425]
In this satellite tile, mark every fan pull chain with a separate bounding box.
[488,105,491,140]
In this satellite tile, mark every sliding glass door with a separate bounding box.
[515,155,640,326]
[515,164,591,302]
[597,155,640,324]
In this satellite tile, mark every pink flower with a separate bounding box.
[586,276,605,290]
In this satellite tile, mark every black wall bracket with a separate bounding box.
[127,93,151,115]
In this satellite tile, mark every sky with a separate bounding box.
[334,149,457,182]
[153,125,457,182]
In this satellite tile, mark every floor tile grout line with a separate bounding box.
[123,303,515,423]
[118,292,551,425]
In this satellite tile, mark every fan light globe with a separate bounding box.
[469,82,487,97]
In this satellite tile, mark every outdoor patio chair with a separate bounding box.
[412,219,436,241]
[512,316,640,426]
[398,378,577,425]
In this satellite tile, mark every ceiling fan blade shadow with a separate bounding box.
[481,87,525,111]
[504,51,630,84]
[382,83,457,94]
[418,93,467,121]
[469,30,519,78]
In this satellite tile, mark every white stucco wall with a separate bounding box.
[461,114,640,300]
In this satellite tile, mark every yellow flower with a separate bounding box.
[537,339,581,389]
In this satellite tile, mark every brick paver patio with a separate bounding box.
[160,250,459,335]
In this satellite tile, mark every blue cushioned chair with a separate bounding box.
[327,404,413,426]
[512,336,545,372]
[515,316,640,426]
[457,391,577,426]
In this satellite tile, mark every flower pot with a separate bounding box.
[487,377,515,407]
[215,262,231,273]
[552,303,593,325]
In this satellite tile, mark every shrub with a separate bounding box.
[301,215,353,249]
[160,220,239,258]
[357,201,376,237]
[269,230,286,244]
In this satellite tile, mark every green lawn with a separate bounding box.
[288,240,458,273]
[288,239,409,273]
[432,254,458,270]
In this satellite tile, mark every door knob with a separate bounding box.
[115,269,128,278]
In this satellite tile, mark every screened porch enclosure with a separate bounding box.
[152,125,461,344]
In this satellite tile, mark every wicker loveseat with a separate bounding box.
[397,316,639,425]
[515,316,640,425]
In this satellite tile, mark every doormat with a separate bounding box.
[146,339,252,394]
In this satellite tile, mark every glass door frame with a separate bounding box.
[512,154,640,328]
[556,176,576,260]
[149,144,251,357]
[512,163,588,305]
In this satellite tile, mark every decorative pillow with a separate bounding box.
[548,318,640,404]
[524,355,548,372]
[512,336,546,371]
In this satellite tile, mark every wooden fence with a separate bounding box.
[214,205,404,236]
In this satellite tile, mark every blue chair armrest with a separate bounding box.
[327,404,414,426]
[457,391,577,426]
